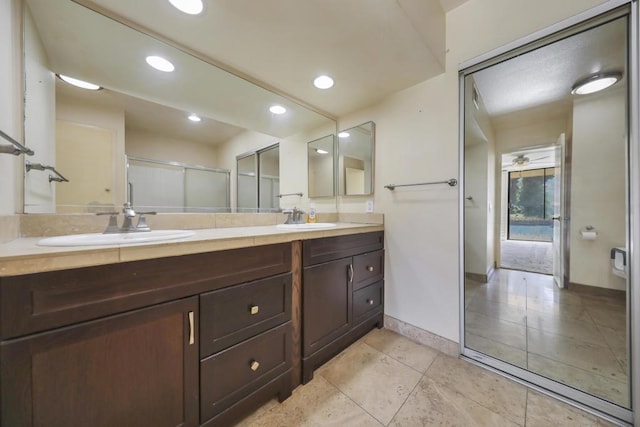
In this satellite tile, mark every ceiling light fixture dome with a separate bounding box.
[146,55,175,72]
[313,75,334,89]
[168,0,203,15]
[315,149,329,154]
[338,132,350,138]
[571,71,622,95]
[57,74,102,90]
[269,105,286,115]
[188,114,201,122]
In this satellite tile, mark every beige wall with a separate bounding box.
[0,0,22,216]
[338,0,607,342]
[126,129,219,169]
[23,4,56,213]
[570,88,626,290]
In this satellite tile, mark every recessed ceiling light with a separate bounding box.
[313,75,334,89]
[269,105,286,115]
[571,71,622,95]
[57,74,102,90]
[315,149,329,154]
[168,0,203,15]
[188,114,201,122]
[338,132,350,138]
[146,55,175,72]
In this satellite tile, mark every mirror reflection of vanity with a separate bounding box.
[337,122,375,196]
[22,0,336,214]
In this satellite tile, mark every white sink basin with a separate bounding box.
[276,223,336,230]
[37,230,196,247]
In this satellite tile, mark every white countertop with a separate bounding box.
[0,223,384,276]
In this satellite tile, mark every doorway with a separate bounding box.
[500,147,559,275]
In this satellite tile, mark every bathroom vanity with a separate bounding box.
[0,224,383,427]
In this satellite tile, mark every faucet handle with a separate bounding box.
[96,212,120,234]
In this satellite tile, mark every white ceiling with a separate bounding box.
[77,0,456,117]
[472,15,627,122]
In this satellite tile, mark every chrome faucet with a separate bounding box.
[97,203,156,233]
[283,207,305,224]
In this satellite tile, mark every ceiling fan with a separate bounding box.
[511,154,550,167]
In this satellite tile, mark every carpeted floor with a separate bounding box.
[500,239,553,275]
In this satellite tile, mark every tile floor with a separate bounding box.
[465,268,628,407]
[235,328,616,426]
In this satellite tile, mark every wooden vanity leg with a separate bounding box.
[291,241,303,389]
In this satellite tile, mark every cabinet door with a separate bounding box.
[1,297,199,427]
[302,258,353,357]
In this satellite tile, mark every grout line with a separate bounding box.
[385,372,423,427]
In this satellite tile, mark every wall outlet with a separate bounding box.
[365,200,374,213]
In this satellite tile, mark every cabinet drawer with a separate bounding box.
[353,281,383,323]
[353,250,384,291]
[200,322,291,423]
[303,231,383,266]
[200,274,291,358]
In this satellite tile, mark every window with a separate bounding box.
[507,167,555,242]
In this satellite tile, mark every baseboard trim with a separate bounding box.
[383,314,459,357]
[568,281,626,298]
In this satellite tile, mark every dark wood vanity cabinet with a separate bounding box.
[1,297,199,427]
[0,243,293,427]
[302,231,384,383]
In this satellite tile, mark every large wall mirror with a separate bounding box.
[308,134,335,198]
[338,122,374,196]
[461,6,631,419]
[22,0,335,214]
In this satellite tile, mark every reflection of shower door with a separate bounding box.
[552,135,565,288]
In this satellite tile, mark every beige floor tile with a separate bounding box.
[525,310,606,345]
[317,341,422,425]
[234,375,383,427]
[596,324,628,374]
[586,304,627,330]
[465,333,527,368]
[527,328,627,382]
[425,354,527,424]
[465,311,526,350]
[466,297,527,325]
[389,376,520,427]
[362,328,439,373]
[525,391,617,427]
[527,353,629,407]
[525,296,595,323]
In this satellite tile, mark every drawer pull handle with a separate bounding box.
[367,299,374,305]
[348,264,354,283]
[188,311,195,345]
[250,305,259,315]
[250,360,260,371]
[367,266,374,272]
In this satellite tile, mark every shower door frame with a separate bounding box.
[458,1,638,424]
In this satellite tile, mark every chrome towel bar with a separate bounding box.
[384,178,457,190]
[0,129,34,156]
[25,161,69,183]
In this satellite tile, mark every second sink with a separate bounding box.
[276,223,336,230]
[37,230,195,247]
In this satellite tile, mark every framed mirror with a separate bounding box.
[307,134,335,198]
[22,0,335,214]
[337,121,374,196]
[460,6,631,419]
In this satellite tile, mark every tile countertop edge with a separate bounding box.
[0,223,384,276]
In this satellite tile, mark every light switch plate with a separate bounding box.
[365,200,374,213]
